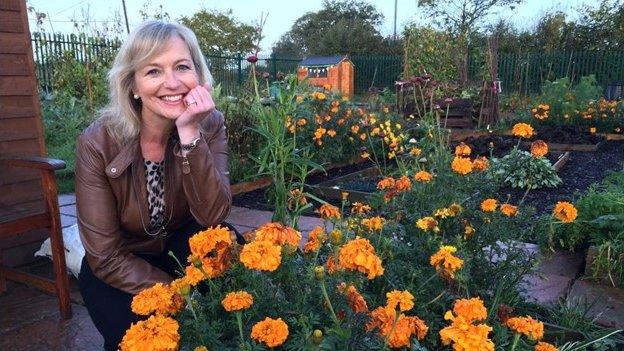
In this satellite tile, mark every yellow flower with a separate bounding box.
[451,156,473,175]
[131,283,183,316]
[362,216,385,232]
[430,245,464,279]
[327,129,337,137]
[455,142,472,157]
[464,222,475,239]
[410,147,422,156]
[500,203,518,217]
[221,291,254,312]
[120,315,180,351]
[240,240,282,271]
[414,170,433,182]
[194,346,208,351]
[535,341,558,351]
[338,237,384,279]
[254,222,302,247]
[361,151,370,159]
[512,123,534,139]
[416,217,439,233]
[318,203,341,219]
[251,317,289,348]
[506,316,544,341]
[590,127,597,134]
[481,198,498,212]
[386,290,414,312]
[531,140,549,157]
[553,201,578,223]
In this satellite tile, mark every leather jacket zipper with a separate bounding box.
[182,156,202,202]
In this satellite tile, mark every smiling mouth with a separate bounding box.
[160,94,184,103]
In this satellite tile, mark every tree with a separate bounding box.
[271,0,393,57]
[179,9,260,55]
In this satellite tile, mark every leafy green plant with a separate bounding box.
[489,149,562,189]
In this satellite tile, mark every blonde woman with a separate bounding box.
[75,21,241,350]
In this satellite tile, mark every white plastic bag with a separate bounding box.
[35,223,85,278]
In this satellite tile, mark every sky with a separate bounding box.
[27,0,597,54]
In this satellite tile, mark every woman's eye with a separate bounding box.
[177,64,191,71]
[146,69,160,76]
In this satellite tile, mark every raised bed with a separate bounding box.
[599,133,624,141]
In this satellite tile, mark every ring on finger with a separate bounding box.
[187,99,197,106]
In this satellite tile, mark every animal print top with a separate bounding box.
[144,160,165,229]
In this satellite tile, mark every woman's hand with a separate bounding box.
[176,83,214,142]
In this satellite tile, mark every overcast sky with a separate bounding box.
[27,0,597,53]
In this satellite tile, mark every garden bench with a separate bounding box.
[0,155,72,319]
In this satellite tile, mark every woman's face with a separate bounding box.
[133,35,199,122]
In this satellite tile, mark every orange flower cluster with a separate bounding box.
[366,291,428,349]
[416,216,439,233]
[131,283,183,316]
[439,297,494,351]
[303,226,326,254]
[251,317,289,348]
[512,123,535,139]
[472,156,490,171]
[313,127,327,145]
[221,291,254,312]
[337,282,368,313]
[430,245,464,280]
[351,201,372,214]
[361,216,385,232]
[451,156,473,175]
[455,142,472,157]
[120,315,180,351]
[531,104,550,120]
[377,175,412,201]
[481,199,498,212]
[414,170,433,182]
[553,201,578,223]
[318,203,341,219]
[410,146,422,156]
[338,237,384,279]
[254,222,302,247]
[506,316,544,341]
[434,203,462,219]
[500,203,518,217]
[535,341,558,351]
[287,188,307,209]
[531,140,549,157]
[187,225,233,278]
[312,91,326,100]
[239,240,282,271]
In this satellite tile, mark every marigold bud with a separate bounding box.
[330,229,343,245]
[314,266,325,280]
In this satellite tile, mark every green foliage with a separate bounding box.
[179,9,259,55]
[403,26,458,83]
[488,149,562,189]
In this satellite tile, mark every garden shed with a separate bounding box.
[297,55,354,97]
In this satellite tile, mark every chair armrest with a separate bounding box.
[0,156,66,171]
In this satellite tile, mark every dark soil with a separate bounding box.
[502,140,624,217]
[532,125,605,144]
[452,135,564,163]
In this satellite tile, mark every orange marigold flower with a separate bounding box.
[338,237,384,279]
[131,283,183,316]
[481,198,498,212]
[184,265,204,286]
[531,140,549,157]
[386,290,414,312]
[303,226,326,254]
[553,201,578,223]
[367,306,428,348]
[351,125,360,134]
[472,156,490,171]
[430,245,464,280]
[287,188,308,209]
[448,203,462,216]
[327,129,337,137]
[362,216,385,231]
[188,225,232,259]
[254,222,302,247]
[464,222,475,239]
[326,255,340,274]
[337,282,368,313]
[251,317,289,348]
[506,316,544,341]
[395,175,412,192]
[500,203,518,217]
[416,217,439,233]
[221,291,253,312]
[377,177,396,190]
[351,202,372,214]
[296,118,307,126]
[535,341,558,351]
[410,147,422,156]
[170,278,190,296]
[512,123,535,139]
[318,203,341,219]
[590,127,597,134]
[240,240,282,271]
[440,314,494,351]
[414,170,433,182]
[120,315,180,351]
[455,142,472,157]
[452,297,488,323]
[451,156,473,175]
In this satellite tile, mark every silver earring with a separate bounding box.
[133,94,139,99]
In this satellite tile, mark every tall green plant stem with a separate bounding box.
[319,279,340,326]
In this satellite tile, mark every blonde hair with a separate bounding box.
[99,21,213,144]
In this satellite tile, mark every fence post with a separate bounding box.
[237,53,243,85]
[270,53,277,80]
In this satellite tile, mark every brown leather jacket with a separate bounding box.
[75,110,231,294]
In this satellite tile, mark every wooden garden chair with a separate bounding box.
[0,155,72,319]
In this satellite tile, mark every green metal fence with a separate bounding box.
[351,55,403,94]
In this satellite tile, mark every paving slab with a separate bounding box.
[567,279,624,329]
[521,249,584,305]
[58,193,76,207]
[60,214,77,228]
[59,204,77,217]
